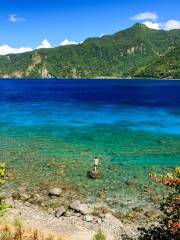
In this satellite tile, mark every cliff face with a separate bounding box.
[0,24,180,79]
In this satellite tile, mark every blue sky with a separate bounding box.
[0,0,180,54]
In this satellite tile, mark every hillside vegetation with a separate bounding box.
[0,23,180,79]
[133,46,180,79]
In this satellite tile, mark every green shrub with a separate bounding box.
[0,163,6,185]
[93,229,106,240]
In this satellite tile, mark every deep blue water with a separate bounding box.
[0,79,180,135]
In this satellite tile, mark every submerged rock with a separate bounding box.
[87,170,102,179]
[125,180,137,186]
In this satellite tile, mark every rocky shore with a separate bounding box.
[1,187,162,240]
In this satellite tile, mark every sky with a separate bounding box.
[0,0,180,54]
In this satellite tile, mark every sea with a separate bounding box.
[0,79,180,211]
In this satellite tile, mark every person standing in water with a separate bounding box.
[93,157,100,172]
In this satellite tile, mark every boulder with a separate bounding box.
[70,200,94,215]
[103,213,124,227]
[49,188,62,197]
[55,207,66,218]
[70,200,81,211]
[79,204,94,215]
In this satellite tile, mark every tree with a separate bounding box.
[139,167,180,239]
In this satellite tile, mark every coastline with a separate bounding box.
[0,77,180,81]
[1,188,160,240]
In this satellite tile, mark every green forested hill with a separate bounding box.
[133,46,180,79]
[0,23,180,79]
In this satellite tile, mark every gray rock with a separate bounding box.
[70,200,81,211]
[103,213,124,227]
[74,212,82,217]
[49,188,62,197]
[70,200,94,215]
[64,210,75,217]
[96,218,102,224]
[20,193,31,201]
[24,201,31,207]
[144,211,157,218]
[84,215,93,222]
[79,204,94,215]
[55,207,66,218]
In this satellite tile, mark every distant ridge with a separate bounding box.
[0,23,180,79]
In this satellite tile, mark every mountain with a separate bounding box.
[133,45,180,79]
[0,23,180,79]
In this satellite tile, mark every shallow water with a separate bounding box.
[0,79,180,211]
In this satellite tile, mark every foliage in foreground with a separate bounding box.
[0,220,64,240]
[139,167,180,240]
[93,229,106,240]
[0,163,10,216]
[0,163,6,186]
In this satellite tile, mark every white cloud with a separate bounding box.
[131,12,158,21]
[60,39,78,46]
[36,39,52,49]
[143,19,180,30]
[0,39,52,55]
[9,14,26,22]
[164,20,180,30]
[0,45,32,55]
[99,33,105,37]
[143,21,161,30]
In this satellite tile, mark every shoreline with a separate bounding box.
[0,77,180,81]
[1,188,161,240]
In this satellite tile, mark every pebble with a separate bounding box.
[48,208,55,215]
[83,215,93,222]
[12,192,21,199]
[20,193,31,201]
[145,211,157,218]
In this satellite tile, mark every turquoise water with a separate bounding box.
[0,79,180,211]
